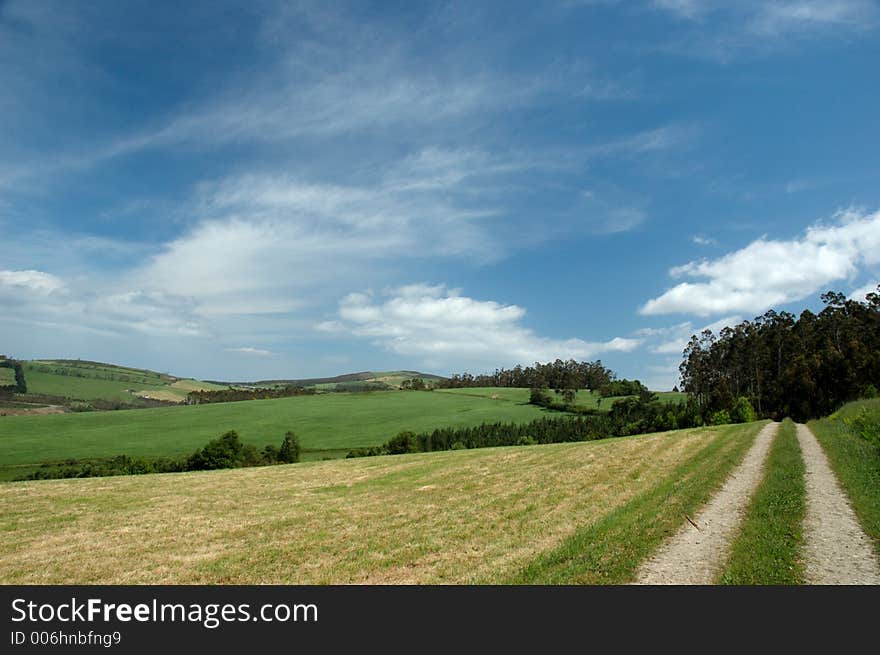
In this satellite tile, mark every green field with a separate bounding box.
[809,398,880,556]
[21,360,225,403]
[0,423,755,584]
[436,387,688,410]
[0,389,555,479]
[0,368,14,385]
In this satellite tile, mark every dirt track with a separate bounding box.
[796,423,880,585]
[635,422,778,584]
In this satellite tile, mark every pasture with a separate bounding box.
[21,360,224,402]
[0,422,759,584]
[0,389,553,479]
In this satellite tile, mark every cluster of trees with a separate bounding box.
[399,378,433,390]
[19,430,302,480]
[185,385,316,405]
[435,359,615,391]
[597,379,649,397]
[346,393,758,459]
[0,357,26,395]
[680,288,880,421]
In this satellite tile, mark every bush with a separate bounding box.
[844,407,880,448]
[730,397,756,423]
[279,431,301,463]
[710,410,731,426]
[517,436,538,446]
[186,430,246,470]
[450,441,467,450]
[387,431,419,454]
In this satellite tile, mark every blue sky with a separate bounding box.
[1,0,879,387]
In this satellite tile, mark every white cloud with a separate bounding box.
[751,1,879,36]
[0,269,65,295]
[850,281,880,302]
[691,235,717,246]
[641,208,880,316]
[225,347,274,357]
[651,315,743,354]
[329,284,641,369]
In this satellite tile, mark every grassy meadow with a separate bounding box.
[21,360,224,403]
[0,422,759,584]
[436,387,687,409]
[0,389,555,480]
[809,398,880,556]
[0,367,15,385]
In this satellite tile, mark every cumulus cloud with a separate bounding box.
[329,284,641,369]
[641,208,880,316]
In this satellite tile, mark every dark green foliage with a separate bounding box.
[400,378,430,390]
[437,359,615,391]
[529,387,552,406]
[347,396,707,459]
[279,431,301,463]
[186,430,246,470]
[599,379,648,398]
[387,431,420,454]
[0,359,26,395]
[19,429,306,480]
[680,287,880,421]
[186,385,316,405]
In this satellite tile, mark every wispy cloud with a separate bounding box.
[225,347,274,357]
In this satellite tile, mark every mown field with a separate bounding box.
[0,422,761,584]
[21,360,225,403]
[0,389,554,480]
[0,367,14,385]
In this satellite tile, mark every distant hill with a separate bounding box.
[209,370,446,391]
[19,359,225,404]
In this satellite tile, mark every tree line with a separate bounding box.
[680,287,880,422]
[185,385,316,404]
[0,357,27,395]
[346,393,756,459]
[19,430,302,480]
[435,359,616,391]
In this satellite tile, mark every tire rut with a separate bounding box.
[635,422,778,585]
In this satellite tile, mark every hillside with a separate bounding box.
[0,422,760,584]
[0,388,554,480]
[21,360,225,403]
[215,370,445,391]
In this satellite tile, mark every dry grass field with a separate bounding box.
[0,423,758,584]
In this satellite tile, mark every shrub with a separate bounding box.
[517,436,538,446]
[279,431,301,463]
[450,441,467,450]
[186,430,245,470]
[710,409,731,426]
[844,407,880,448]
[387,431,419,454]
[730,397,756,423]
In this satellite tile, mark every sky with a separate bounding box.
[1,0,879,387]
